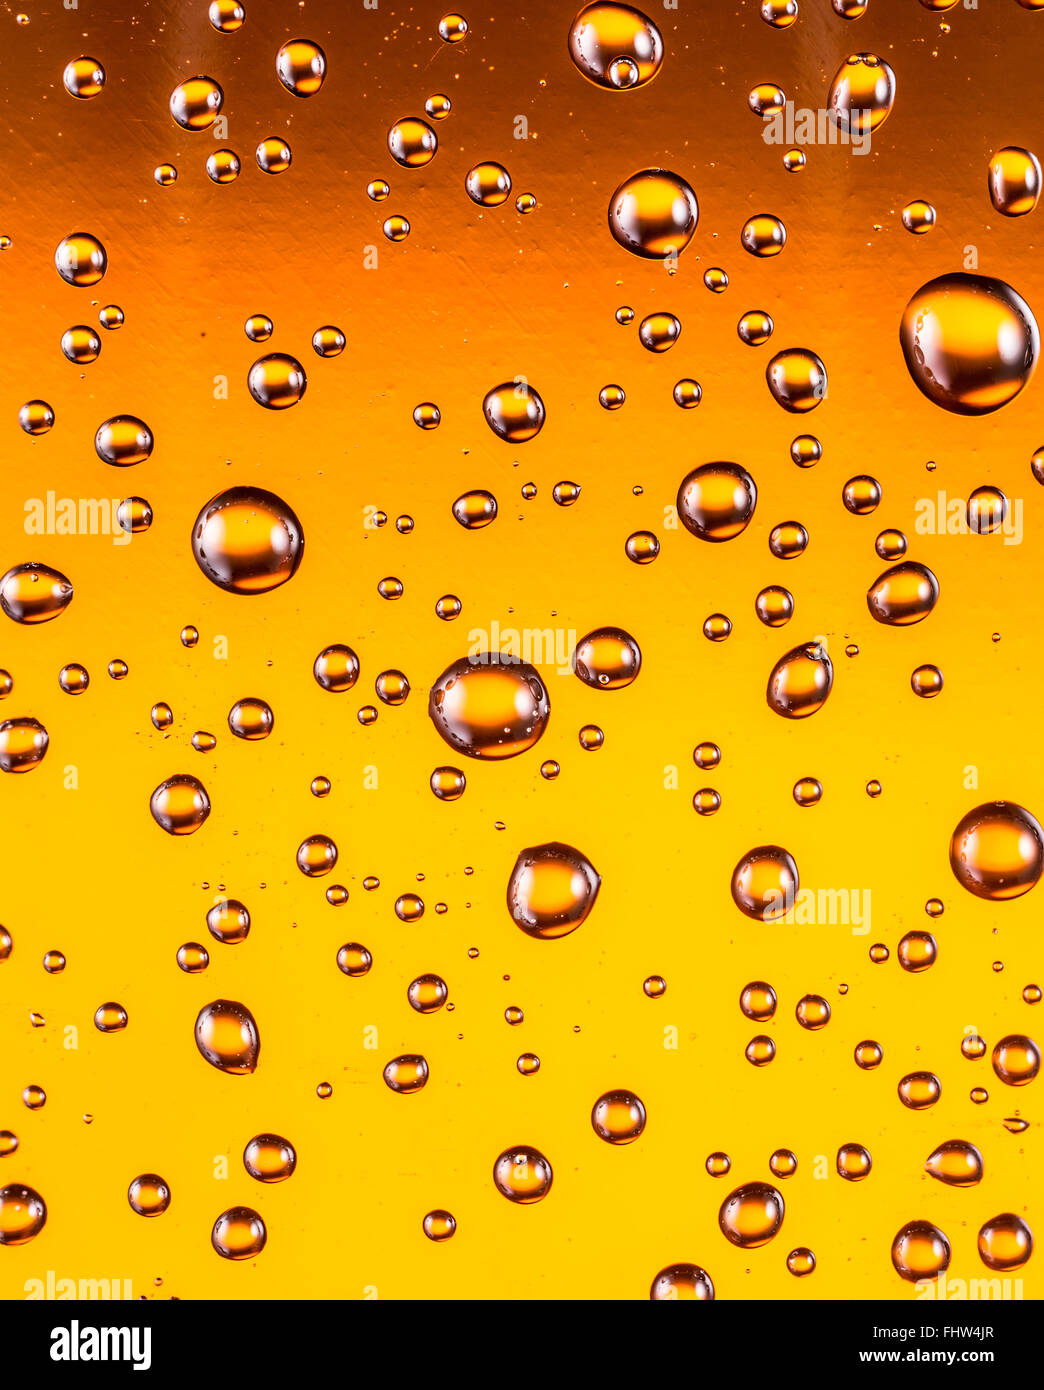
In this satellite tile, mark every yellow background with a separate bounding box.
[0,0,1040,1299]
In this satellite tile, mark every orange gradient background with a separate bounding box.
[0,0,1040,1299]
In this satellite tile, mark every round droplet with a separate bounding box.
[677,462,757,542]
[128,1174,171,1216]
[740,981,776,1022]
[854,1040,883,1069]
[60,325,101,364]
[191,486,304,595]
[925,1140,983,1187]
[465,161,511,206]
[650,1264,714,1300]
[482,381,545,442]
[507,842,600,940]
[407,975,448,1014]
[383,1054,429,1094]
[276,39,326,97]
[244,1134,296,1183]
[672,378,702,409]
[738,310,774,346]
[568,4,664,90]
[228,697,274,740]
[313,645,359,692]
[796,994,831,1030]
[55,232,106,287]
[867,562,939,625]
[209,0,246,32]
[296,834,338,877]
[638,312,681,352]
[573,627,641,690]
[891,1221,950,1282]
[719,1182,784,1248]
[170,76,223,130]
[755,586,794,627]
[428,653,550,760]
[206,899,250,945]
[828,53,896,133]
[18,400,55,435]
[336,943,372,978]
[149,775,210,834]
[766,641,832,719]
[899,273,1039,415]
[843,475,882,514]
[591,1089,646,1144]
[988,147,1041,218]
[212,1206,266,1259]
[423,1209,456,1241]
[607,168,698,259]
[195,999,260,1074]
[0,718,48,773]
[256,136,291,174]
[625,531,659,563]
[207,149,241,183]
[94,1001,128,1033]
[992,1034,1040,1086]
[63,55,105,100]
[247,353,306,409]
[837,1143,873,1181]
[389,116,437,168]
[766,348,827,412]
[949,801,1044,900]
[898,930,937,972]
[749,83,786,116]
[967,485,1008,535]
[902,200,936,234]
[493,1146,553,1202]
[452,490,498,529]
[978,1213,1033,1271]
[312,325,345,358]
[741,213,786,258]
[731,846,798,921]
[898,1071,942,1109]
[0,1184,46,1245]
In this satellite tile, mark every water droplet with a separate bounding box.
[482,381,545,442]
[731,845,798,921]
[719,1182,784,1247]
[949,801,1044,900]
[63,56,105,99]
[867,561,939,625]
[428,653,550,760]
[247,353,306,408]
[191,486,304,594]
[591,1089,646,1143]
[194,999,260,1074]
[212,1206,266,1259]
[276,39,326,97]
[766,348,827,412]
[650,1264,714,1299]
[677,462,757,542]
[992,1034,1040,1086]
[902,199,936,234]
[128,1174,171,1216]
[891,1220,950,1281]
[55,232,106,287]
[766,640,833,718]
[383,1054,429,1093]
[828,52,896,133]
[244,1134,296,1182]
[741,213,786,258]
[573,626,641,689]
[0,1184,46,1245]
[898,1071,941,1109]
[988,146,1041,217]
[465,161,511,205]
[925,1140,983,1186]
[507,841,600,939]
[978,1213,1033,1270]
[837,1143,873,1180]
[169,76,223,131]
[0,717,48,773]
[899,273,1038,414]
[607,168,698,259]
[493,1146,553,1202]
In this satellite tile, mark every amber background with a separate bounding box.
[0,0,1041,1299]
